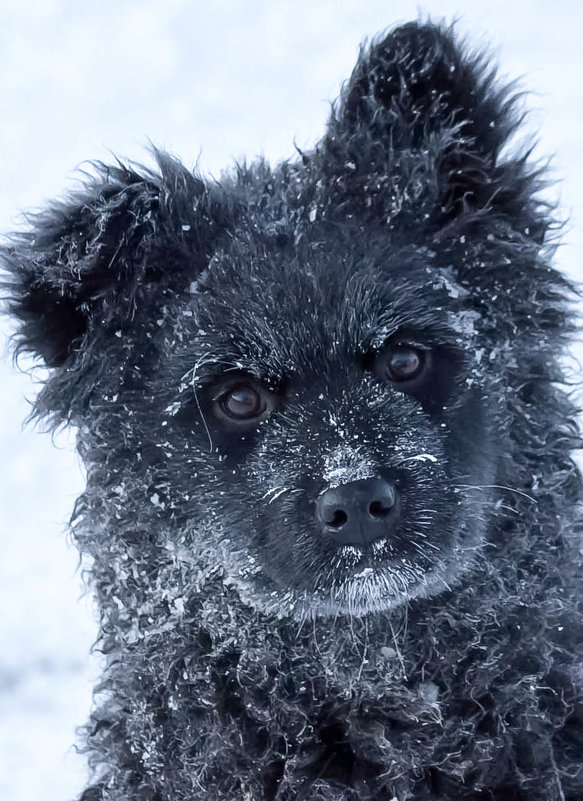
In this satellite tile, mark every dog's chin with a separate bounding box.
[299,568,434,618]
[292,549,465,619]
[223,556,457,620]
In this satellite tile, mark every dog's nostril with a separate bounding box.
[368,500,392,518]
[328,509,348,528]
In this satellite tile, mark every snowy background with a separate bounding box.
[0,2,581,799]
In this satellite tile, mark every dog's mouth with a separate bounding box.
[322,533,418,583]
[337,537,397,567]
[209,513,477,618]
[325,562,423,615]
[309,530,440,614]
[220,521,455,618]
[200,474,489,618]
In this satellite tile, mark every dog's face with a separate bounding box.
[4,23,557,619]
[146,231,496,618]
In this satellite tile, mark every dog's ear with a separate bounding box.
[323,22,543,235]
[2,151,231,419]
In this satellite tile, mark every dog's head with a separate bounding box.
[3,23,569,618]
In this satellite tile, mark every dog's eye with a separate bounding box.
[212,379,278,425]
[221,384,265,420]
[385,345,425,381]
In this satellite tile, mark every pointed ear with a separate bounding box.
[323,22,542,233]
[2,152,229,368]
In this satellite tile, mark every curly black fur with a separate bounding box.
[3,21,583,801]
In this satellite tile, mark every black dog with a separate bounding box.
[3,21,583,801]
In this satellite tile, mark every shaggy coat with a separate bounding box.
[3,21,583,801]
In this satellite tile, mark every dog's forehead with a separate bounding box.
[187,237,458,380]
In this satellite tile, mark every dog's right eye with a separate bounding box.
[221,384,265,419]
[385,344,426,382]
[374,342,430,387]
[213,380,278,425]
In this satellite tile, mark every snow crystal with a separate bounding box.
[402,453,438,464]
[448,309,481,336]
[322,445,376,488]
[433,266,469,300]
[419,681,440,704]
[261,486,289,503]
[172,597,185,615]
[353,566,375,579]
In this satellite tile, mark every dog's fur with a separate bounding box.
[3,21,583,801]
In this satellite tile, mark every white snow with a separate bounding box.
[353,566,375,580]
[402,453,439,464]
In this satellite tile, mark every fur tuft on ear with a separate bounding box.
[1,150,233,421]
[2,151,231,368]
[322,21,547,235]
[340,22,514,153]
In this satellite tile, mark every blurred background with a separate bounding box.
[0,2,581,799]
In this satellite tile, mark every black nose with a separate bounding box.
[315,478,398,548]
